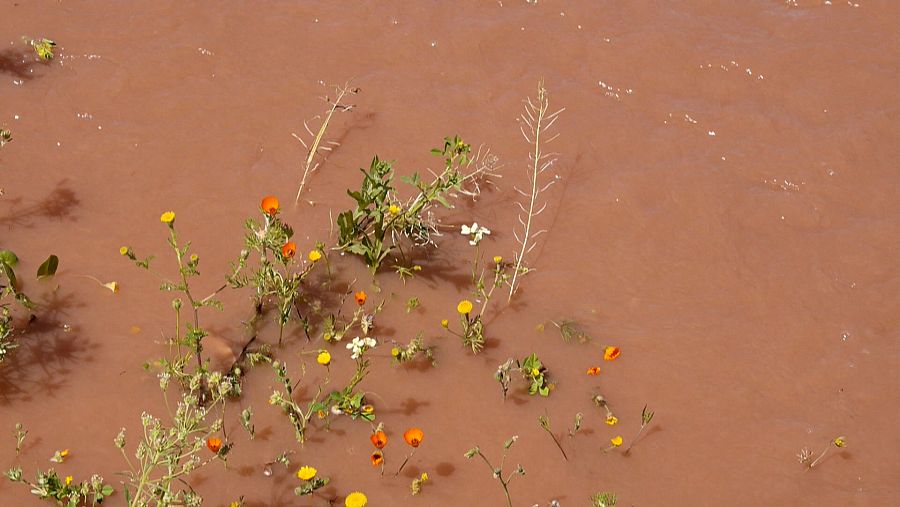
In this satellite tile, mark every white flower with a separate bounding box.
[461,222,491,246]
[346,336,377,359]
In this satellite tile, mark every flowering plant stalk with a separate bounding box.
[116,370,230,507]
[227,197,319,345]
[123,212,228,375]
[798,436,847,470]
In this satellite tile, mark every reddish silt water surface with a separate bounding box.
[1,1,899,506]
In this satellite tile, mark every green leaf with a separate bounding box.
[36,255,59,279]
[2,263,18,290]
[0,250,19,267]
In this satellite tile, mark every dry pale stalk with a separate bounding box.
[509,79,564,300]
[293,82,358,202]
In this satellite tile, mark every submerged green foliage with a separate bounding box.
[337,136,471,271]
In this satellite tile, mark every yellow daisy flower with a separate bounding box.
[160,211,176,224]
[316,350,331,366]
[345,492,368,507]
[296,466,317,481]
[457,300,473,314]
[308,250,322,262]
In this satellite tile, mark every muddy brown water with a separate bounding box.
[1,1,899,505]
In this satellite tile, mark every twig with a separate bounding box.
[508,79,564,300]
[294,82,358,202]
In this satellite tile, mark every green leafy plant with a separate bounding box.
[337,136,494,272]
[321,336,377,422]
[521,353,552,397]
[5,467,114,506]
[294,465,330,497]
[390,334,435,366]
[464,436,525,507]
[591,492,618,507]
[493,354,553,398]
[0,248,57,363]
[22,36,57,61]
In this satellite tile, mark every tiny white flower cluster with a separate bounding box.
[346,336,377,359]
[461,222,491,246]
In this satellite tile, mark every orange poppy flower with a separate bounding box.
[370,431,388,449]
[261,196,279,215]
[370,450,384,467]
[586,366,601,376]
[206,437,223,453]
[282,242,297,259]
[603,346,621,361]
[403,428,424,448]
[354,291,367,306]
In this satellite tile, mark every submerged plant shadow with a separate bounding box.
[0,180,80,228]
[0,48,46,81]
[0,289,94,405]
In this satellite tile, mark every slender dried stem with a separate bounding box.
[508,80,564,300]
[294,82,357,202]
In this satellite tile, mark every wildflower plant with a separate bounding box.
[0,248,57,363]
[294,465,330,497]
[322,338,377,422]
[5,467,114,507]
[464,436,525,507]
[320,288,383,343]
[115,370,230,506]
[337,136,495,272]
[410,472,428,496]
[521,353,552,397]
[799,436,847,470]
[395,427,424,476]
[22,36,57,61]
[390,333,435,366]
[228,196,319,345]
[124,212,228,376]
